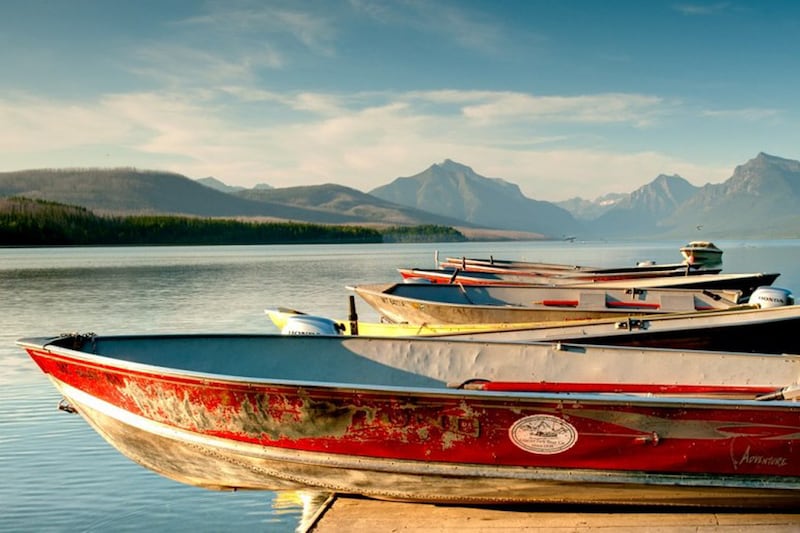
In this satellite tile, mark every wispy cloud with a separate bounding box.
[221,88,668,128]
[449,92,665,126]
[701,107,780,120]
[177,2,338,56]
[129,44,282,87]
[418,2,506,53]
[126,2,337,89]
[350,0,518,56]
[672,2,731,15]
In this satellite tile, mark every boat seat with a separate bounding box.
[578,292,607,309]
[659,293,697,312]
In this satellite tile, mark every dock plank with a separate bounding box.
[309,496,800,532]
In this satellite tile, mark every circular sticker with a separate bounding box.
[509,414,578,455]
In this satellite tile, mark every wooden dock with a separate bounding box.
[307,496,800,532]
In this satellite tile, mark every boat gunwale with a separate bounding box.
[448,303,800,339]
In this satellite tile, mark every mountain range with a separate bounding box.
[561,152,800,238]
[369,160,583,238]
[1,152,798,239]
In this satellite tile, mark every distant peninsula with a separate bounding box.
[0,197,467,246]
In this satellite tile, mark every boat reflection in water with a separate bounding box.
[272,490,333,532]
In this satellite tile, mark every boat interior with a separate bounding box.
[27,334,800,398]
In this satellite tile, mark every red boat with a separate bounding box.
[437,258,719,279]
[18,333,800,508]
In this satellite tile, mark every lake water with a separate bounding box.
[2,240,799,532]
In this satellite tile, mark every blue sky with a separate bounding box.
[1,1,797,201]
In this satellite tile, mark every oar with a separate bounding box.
[448,268,461,284]
[756,384,800,401]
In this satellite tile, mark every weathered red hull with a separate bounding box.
[18,334,800,506]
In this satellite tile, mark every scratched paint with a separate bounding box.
[120,379,372,441]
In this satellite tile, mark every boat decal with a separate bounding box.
[734,446,789,470]
[509,415,578,455]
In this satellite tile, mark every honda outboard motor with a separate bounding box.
[749,286,795,308]
[281,315,342,335]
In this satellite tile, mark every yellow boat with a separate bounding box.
[265,289,800,354]
[265,305,751,338]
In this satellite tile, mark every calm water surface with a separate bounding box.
[2,240,799,531]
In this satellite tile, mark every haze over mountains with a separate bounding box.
[592,153,800,238]
[1,152,798,240]
[586,174,700,238]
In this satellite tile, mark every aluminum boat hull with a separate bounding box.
[350,283,742,324]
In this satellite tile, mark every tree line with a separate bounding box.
[0,197,465,245]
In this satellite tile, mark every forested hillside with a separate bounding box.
[0,197,396,245]
[0,168,356,221]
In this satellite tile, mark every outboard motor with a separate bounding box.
[749,286,795,308]
[281,315,342,335]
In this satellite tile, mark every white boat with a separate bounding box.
[349,282,743,324]
[680,241,723,266]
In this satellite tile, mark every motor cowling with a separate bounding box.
[749,286,795,308]
[281,316,342,335]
